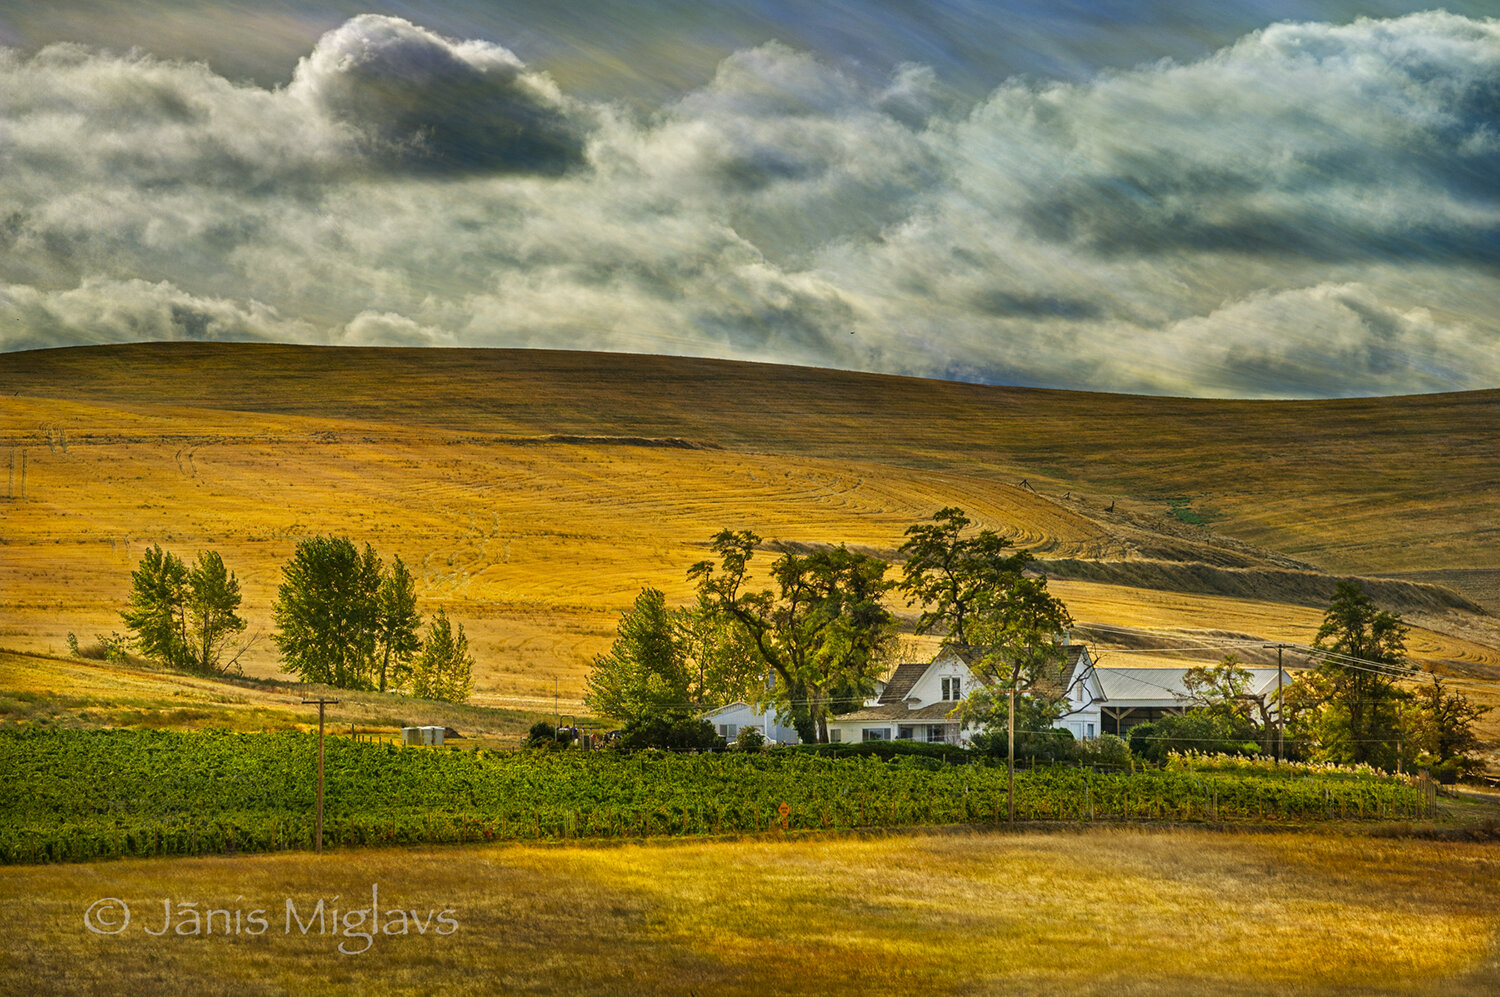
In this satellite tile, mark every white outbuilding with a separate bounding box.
[701,700,803,744]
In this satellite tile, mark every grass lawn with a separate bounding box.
[1,827,1496,996]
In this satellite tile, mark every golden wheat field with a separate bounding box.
[3,345,1498,717]
[1,828,1497,997]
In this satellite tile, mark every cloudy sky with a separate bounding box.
[2,1,1498,397]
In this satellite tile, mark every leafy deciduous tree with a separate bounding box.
[122,544,189,669]
[1311,581,1410,767]
[961,573,1073,818]
[184,550,247,674]
[584,587,695,725]
[1181,653,1272,752]
[1401,675,1491,777]
[675,594,767,711]
[408,608,475,703]
[272,536,383,689]
[897,507,1032,645]
[690,529,896,743]
[374,555,422,693]
[122,545,245,674]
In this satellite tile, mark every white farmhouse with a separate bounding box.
[702,644,1293,748]
[824,644,1105,746]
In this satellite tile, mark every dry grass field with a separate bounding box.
[2,344,1496,721]
[6,343,1497,577]
[1,827,1497,996]
[0,649,537,743]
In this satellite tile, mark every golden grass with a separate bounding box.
[1,828,1496,996]
[3,344,1497,752]
[0,650,541,743]
[2,393,1495,711]
[5,343,1497,580]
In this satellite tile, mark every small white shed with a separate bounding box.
[700,702,802,744]
[401,726,446,746]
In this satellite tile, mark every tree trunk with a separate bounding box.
[789,693,817,745]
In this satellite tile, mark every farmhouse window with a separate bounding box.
[941,677,963,701]
[862,728,891,741]
[830,729,842,743]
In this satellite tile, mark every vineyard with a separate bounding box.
[0,730,1432,864]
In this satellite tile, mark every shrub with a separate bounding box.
[971,726,1076,763]
[618,716,722,752]
[1129,713,1261,765]
[525,721,572,748]
[734,726,766,752]
[782,740,973,764]
[1075,732,1132,768]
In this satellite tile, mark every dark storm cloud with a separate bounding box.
[288,15,587,175]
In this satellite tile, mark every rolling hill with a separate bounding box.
[2,342,1496,715]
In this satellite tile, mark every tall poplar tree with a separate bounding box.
[122,545,245,674]
[374,555,422,693]
[272,536,384,689]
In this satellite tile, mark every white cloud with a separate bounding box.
[0,278,318,352]
[1,12,1498,396]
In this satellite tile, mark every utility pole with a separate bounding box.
[1007,685,1016,823]
[302,696,340,854]
[1263,643,1292,764]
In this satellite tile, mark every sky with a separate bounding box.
[1,1,1498,397]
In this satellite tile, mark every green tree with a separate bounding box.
[272,536,383,689]
[1181,653,1270,752]
[690,529,896,743]
[122,544,189,669]
[122,545,245,674]
[1312,581,1411,767]
[1127,713,1261,765]
[960,573,1073,821]
[408,609,475,703]
[674,595,767,710]
[897,507,1031,644]
[1402,675,1491,777]
[969,694,1073,760]
[962,576,1075,719]
[374,555,422,693]
[183,551,246,674]
[584,587,695,725]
